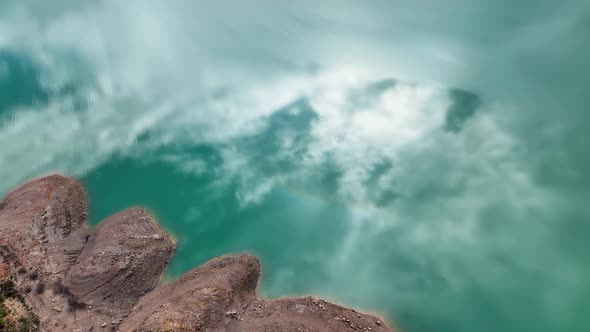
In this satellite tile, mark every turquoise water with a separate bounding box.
[1,1,589,331]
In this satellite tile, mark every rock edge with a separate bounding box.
[0,174,393,332]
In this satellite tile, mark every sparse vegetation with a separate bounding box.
[67,297,85,312]
[0,246,21,267]
[0,279,21,300]
[0,302,7,329]
[1,272,39,331]
[52,280,64,294]
[34,283,45,295]
[28,271,38,281]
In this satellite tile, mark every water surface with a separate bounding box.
[1,1,589,331]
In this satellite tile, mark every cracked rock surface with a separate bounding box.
[0,175,394,332]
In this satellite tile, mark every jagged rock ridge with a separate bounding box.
[0,175,393,332]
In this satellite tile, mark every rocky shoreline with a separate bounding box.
[0,175,393,331]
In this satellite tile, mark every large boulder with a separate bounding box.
[64,208,175,315]
[0,175,89,276]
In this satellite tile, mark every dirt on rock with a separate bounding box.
[0,174,395,332]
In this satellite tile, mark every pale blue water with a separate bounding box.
[1,1,589,331]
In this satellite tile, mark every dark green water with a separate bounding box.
[1,1,589,331]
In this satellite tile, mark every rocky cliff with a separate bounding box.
[0,175,393,332]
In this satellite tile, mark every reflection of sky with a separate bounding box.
[1,1,589,331]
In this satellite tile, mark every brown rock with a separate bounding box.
[235,297,391,332]
[121,254,260,331]
[0,174,89,275]
[65,207,175,315]
[0,175,395,332]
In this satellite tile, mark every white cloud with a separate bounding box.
[306,78,450,202]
